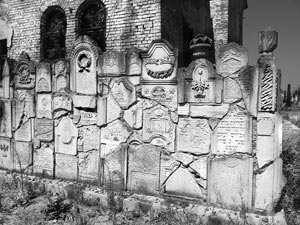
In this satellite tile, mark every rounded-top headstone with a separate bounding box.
[258,30,278,54]
[216,42,248,78]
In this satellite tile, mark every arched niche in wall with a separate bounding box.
[40,6,67,61]
[76,0,106,52]
[161,0,214,67]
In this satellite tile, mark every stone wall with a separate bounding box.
[0,29,284,214]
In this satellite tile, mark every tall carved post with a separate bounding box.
[255,30,285,213]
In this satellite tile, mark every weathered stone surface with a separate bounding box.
[127,144,160,194]
[256,136,277,168]
[75,110,97,127]
[142,84,177,111]
[53,59,69,92]
[73,95,96,109]
[216,43,248,78]
[35,119,54,142]
[258,30,278,53]
[208,118,220,130]
[177,118,211,154]
[79,150,99,184]
[255,158,285,212]
[143,105,175,151]
[55,117,78,155]
[0,18,13,47]
[141,40,177,83]
[36,62,51,93]
[78,125,100,152]
[0,138,12,170]
[208,157,253,209]
[53,92,72,118]
[172,152,193,166]
[213,106,252,155]
[190,157,207,180]
[110,78,136,109]
[14,90,35,122]
[123,101,143,129]
[97,97,107,126]
[190,104,229,119]
[127,47,142,76]
[98,51,126,75]
[257,113,275,136]
[106,93,123,123]
[97,77,110,96]
[177,104,189,116]
[14,141,33,172]
[0,99,12,138]
[33,144,53,177]
[55,153,78,180]
[37,94,52,119]
[14,119,32,142]
[0,59,12,99]
[127,76,141,86]
[223,77,243,103]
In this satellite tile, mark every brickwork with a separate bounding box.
[1,0,161,61]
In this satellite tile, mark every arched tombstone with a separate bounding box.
[52,59,70,92]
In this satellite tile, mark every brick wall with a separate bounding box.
[2,0,161,62]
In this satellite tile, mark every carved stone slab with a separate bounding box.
[53,92,72,118]
[37,94,52,119]
[0,99,12,138]
[208,157,253,209]
[127,144,160,194]
[78,125,100,152]
[223,77,243,103]
[35,118,53,142]
[141,39,178,83]
[55,153,78,180]
[98,51,126,75]
[55,117,78,155]
[33,144,53,177]
[127,47,142,75]
[110,78,136,109]
[36,62,51,93]
[73,95,96,109]
[14,119,32,142]
[142,84,177,111]
[213,106,252,154]
[0,138,12,170]
[143,105,175,150]
[216,43,248,78]
[123,101,143,129]
[257,113,275,136]
[76,110,97,127]
[14,90,35,123]
[79,150,99,184]
[14,141,33,172]
[53,59,69,92]
[258,30,278,54]
[0,59,12,99]
[177,118,211,154]
[70,36,102,95]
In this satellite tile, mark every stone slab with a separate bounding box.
[257,113,275,136]
[14,118,33,142]
[73,95,96,109]
[36,62,51,93]
[0,138,12,170]
[177,118,211,154]
[79,150,99,184]
[123,101,143,129]
[35,118,53,142]
[78,125,100,152]
[75,110,98,127]
[127,47,142,76]
[33,144,54,177]
[14,61,36,89]
[55,153,78,180]
[0,99,12,138]
[99,51,126,75]
[208,157,253,209]
[190,104,229,119]
[223,77,243,103]
[14,141,33,172]
[37,94,52,119]
[53,60,69,92]
[110,78,136,109]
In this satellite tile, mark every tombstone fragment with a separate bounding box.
[37,94,52,119]
[78,125,100,152]
[127,47,142,75]
[0,99,12,138]
[53,59,69,92]
[0,138,12,170]
[55,153,78,180]
[35,118,53,142]
[258,30,278,53]
[13,141,33,172]
[79,150,99,184]
[14,118,33,142]
[34,144,54,177]
[36,62,51,92]
[98,51,126,75]
[110,78,136,109]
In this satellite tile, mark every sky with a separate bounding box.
[243,0,300,92]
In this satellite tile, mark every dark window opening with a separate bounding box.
[77,0,106,51]
[161,0,214,67]
[41,6,66,61]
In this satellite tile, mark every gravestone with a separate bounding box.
[33,144,54,177]
[79,150,99,184]
[14,118,32,142]
[223,77,243,103]
[0,99,12,138]
[141,39,178,83]
[13,141,33,172]
[53,92,72,118]
[14,90,35,123]
[35,118,53,142]
[258,30,278,54]
[53,59,69,92]
[0,59,12,99]
[0,138,12,170]
[55,117,78,155]
[36,62,51,92]
[76,110,97,127]
[55,153,78,180]
[208,157,253,209]
[78,125,100,152]
[127,47,142,75]
[37,94,52,119]
[123,100,143,129]
[73,95,96,109]
[110,78,136,109]
[98,51,126,75]
[13,52,36,89]
[177,118,211,154]
[127,144,161,194]
[213,105,252,155]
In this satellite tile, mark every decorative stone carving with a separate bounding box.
[14,141,33,171]
[73,95,96,109]
[216,43,248,78]
[55,153,78,180]
[127,47,142,75]
[35,118,53,142]
[258,30,278,54]
[78,125,100,152]
[0,99,12,138]
[0,138,12,170]
[208,157,253,209]
[177,118,211,154]
[75,110,97,127]
[79,150,99,184]
[13,52,36,89]
[70,35,102,95]
[110,78,136,109]
[143,105,175,151]
[141,39,178,83]
[33,144,54,177]
[37,94,52,119]
[142,84,177,111]
[98,51,126,75]
[36,62,51,92]
[55,117,78,155]
[53,59,69,92]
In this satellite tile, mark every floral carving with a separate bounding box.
[77,52,91,73]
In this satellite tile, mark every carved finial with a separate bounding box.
[189,34,213,60]
[258,29,278,54]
